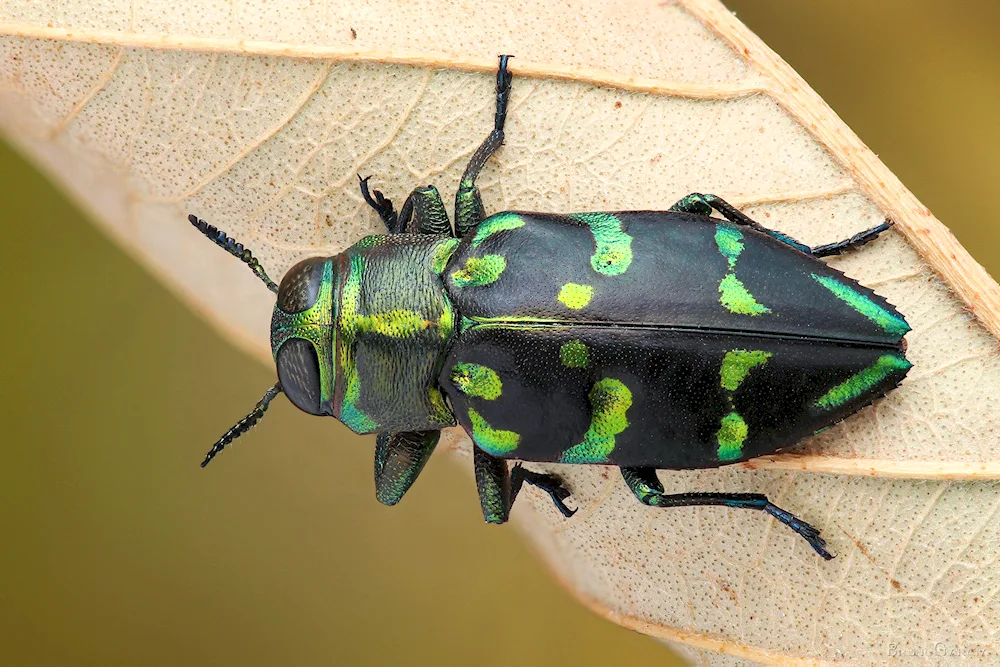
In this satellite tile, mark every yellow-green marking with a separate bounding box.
[451,255,507,287]
[716,412,748,461]
[812,273,910,336]
[560,378,633,463]
[560,340,589,368]
[715,224,770,316]
[716,348,772,462]
[720,350,772,391]
[468,408,520,455]
[814,354,911,411]
[572,213,633,276]
[557,283,593,310]
[451,363,503,400]
[472,213,525,248]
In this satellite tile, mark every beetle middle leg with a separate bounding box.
[454,55,514,238]
[620,466,834,559]
[475,447,576,523]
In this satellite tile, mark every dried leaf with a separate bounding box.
[3,0,1000,663]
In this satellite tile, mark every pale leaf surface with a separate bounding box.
[3,0,1000,663]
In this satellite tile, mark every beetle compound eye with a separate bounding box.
[276,338,322,415]
[277,257,327,313]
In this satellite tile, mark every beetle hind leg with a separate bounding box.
[620,467,834,560]
[455,55,514,238]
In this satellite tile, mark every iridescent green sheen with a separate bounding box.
[338,254,378,432]
[451,363,503,400]
[560,340,589,368]
[472,213,525,248]
[451,255,507,287]
[811,274,910,336]
[431,237,461,273]
[468,408,520,455]
[714,224,744,269]
[572,213,633,276]
[815,354,911,411]
[560,378,633,463]
[720,350,772,391]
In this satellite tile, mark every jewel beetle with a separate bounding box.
[189,55,911,559]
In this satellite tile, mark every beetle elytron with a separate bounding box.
[190,56,910,559]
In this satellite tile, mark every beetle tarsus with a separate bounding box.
[809,219,893,257]
[761,501,835,560]
[358,174,400,232]
[512,463,577,518]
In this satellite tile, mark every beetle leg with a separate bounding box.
[454,55,513,238]
[358,175,401,232]
[374,430,440,506]
[670,192,814,254]
[808,220,892,257]
[620,467,834,560]
[397,186,454,236]
[474,448,576,523]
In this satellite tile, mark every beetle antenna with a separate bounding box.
[188,214,278,293]
[201,383,283,467]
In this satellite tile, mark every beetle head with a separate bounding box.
[187,214,340,467]
[270,257,336,417]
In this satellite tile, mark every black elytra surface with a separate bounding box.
[440,212,910,468]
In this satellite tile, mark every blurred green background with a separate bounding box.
[1,2,997,665]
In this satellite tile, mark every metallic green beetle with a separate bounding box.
[191,56,910,559]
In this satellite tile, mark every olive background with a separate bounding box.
[1,2,997,665]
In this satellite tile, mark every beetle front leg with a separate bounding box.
[620,467,834,559]
[455,55,513,238]
[474,448,576,523]
[397,186,454,236]
[358,175,400,232]
[374,430,440,505]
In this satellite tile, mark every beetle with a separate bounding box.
[189,55,910,559]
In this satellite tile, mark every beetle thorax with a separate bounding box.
[332,234,460,434]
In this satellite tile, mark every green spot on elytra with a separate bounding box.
[815,354,911,411]
[714,223,770,316]
[572,213,633,276]
[560,340,589,368]
[716,412,748,461]
[557,283,593,309]
[812,274,910,336]
[451,363,503,400]
[719,274,771,316]
[451,255,506,287]
[715,224,744,269]
[468,408,520,455]
[720,350,773,391]
[472,213,525,248]
[560,379,632,463]
[431,237,460,273]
